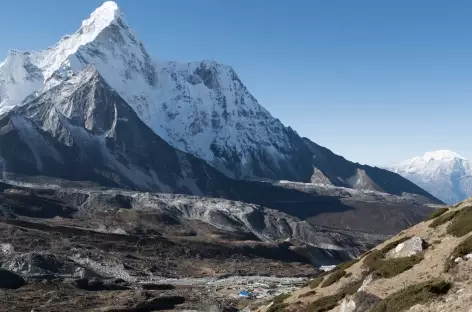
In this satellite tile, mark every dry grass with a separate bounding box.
[335,258,359,271]
[298,290,317,299]
[340,278,364,296]
[444,235,472,272]
[429,210,459,228]
[363,250,384,269]
[428,207,449,220]
[267,302,288,312]
[370,254,424,279]
[321,270,346,288]
[446,206,472,237]
[370,279,451,312]
[267,293,291,312]
[273,293,291,304]
[304,292,344,312]
[308,276,324,289]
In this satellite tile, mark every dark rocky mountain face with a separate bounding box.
[0,67,437,239]
[303,139,441,201]
[0,68,227,195]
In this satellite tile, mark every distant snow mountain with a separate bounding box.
[387,150,472,204]
[0,1,439,203]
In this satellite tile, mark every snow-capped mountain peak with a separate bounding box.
[388,150,472,204]
[81,1,122,29]
[391,150,465,172]
[422,150,465,162]
[37,0,132,81]
[0,1,442,203]
[0,1,135,112]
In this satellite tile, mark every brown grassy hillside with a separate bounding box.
[256,198,472,312]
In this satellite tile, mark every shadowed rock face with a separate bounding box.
[0,68,228,195]
[303,140,440,201]
[0,268,26,289]
[0,180,434,267]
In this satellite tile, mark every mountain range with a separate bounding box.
[0,1,438,204]
[388,150,472,204]
[0,2,453,311]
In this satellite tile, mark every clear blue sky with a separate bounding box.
[1,0,471,166]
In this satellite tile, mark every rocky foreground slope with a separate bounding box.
[256,198,472,312]
[0,181,318,311]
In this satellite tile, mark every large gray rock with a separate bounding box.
[386,237,425,259]
[340,296,357,312]
[5,252,99,278]
[0,268,26,289]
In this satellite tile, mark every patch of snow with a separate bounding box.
[319,265,336,272]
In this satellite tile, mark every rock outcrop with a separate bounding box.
[386,236,426,259]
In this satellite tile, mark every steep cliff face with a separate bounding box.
[0,67,229,195]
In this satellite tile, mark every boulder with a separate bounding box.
[0,268,26,289]
[386,237,426,259]
[340,296,357,312]
[0,243,14,254]
[340,291,381,312]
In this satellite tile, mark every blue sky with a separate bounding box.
[1,0,471,166]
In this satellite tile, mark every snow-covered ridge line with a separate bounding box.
[388,150,472,204]
[0,1,297,181]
